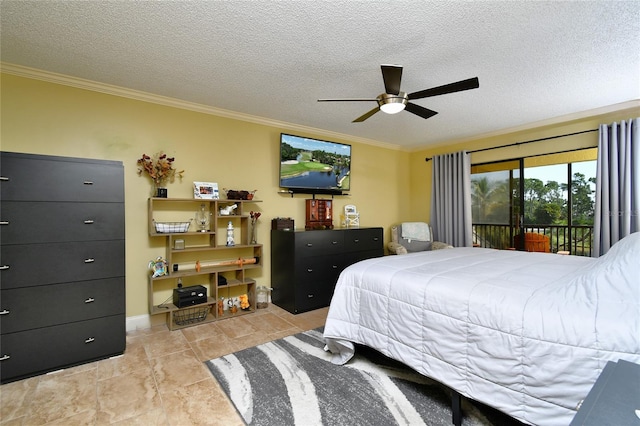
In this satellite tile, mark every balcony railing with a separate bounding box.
[472,223,594,257]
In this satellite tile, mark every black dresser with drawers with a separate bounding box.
[271,227,383,314]
[0,152,126,383]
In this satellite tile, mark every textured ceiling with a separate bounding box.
[1,1,639,149]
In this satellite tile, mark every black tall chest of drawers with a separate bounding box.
[0,152,126,383]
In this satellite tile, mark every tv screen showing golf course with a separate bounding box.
[279,133,351,192]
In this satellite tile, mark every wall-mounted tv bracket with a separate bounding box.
[277,189,349,199]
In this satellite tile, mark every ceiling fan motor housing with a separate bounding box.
[377,92,408,114]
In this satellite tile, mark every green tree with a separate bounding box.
[471,175,511,224]
[280,143,300,161]
[523,178,568,224]
[570,172,595,225]
[523,178,545,224]
[485,180,510,223]
[533,202,562,224]
[471,177,496,222]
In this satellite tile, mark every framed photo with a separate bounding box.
[194,181,219,199]
[344,204,357,214]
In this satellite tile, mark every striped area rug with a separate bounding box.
[205,328,501,426]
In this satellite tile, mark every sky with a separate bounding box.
[477,160,596,184]
[473,160,598,196]
[282,134,351,156]
[524,161,596,186]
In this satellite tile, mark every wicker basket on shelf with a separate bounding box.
[153,220,191,233]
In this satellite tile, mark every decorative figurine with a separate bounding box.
[219,203,237,216]
[239,294,250,310]
[148,256,168,277]
[228,297,238,314]
[226,221,235,246]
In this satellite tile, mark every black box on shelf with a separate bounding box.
[272,217,294,230]
[173,285,207,308]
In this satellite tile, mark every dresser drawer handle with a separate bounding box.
[0,355,10,361]
[332,265,338,269]
[306,243,313,247]
[353,239,360,243]
[373,237,379,241]
[0,309,9,315]
[307,268,313,273]
[84,258,95,263]
[0,265,9,270]
[0,221,9,225]
[84,298,95,304]
[84,220,95,224]
[85,337,95,344]
[83,181,94,185]
[307,294,314,298]
[0,176,9,181]
[332,241,338,245]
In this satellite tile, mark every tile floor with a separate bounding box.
[0,304,329,426]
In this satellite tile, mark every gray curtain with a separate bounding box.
[593,118,639,257]
[430,151,473,247]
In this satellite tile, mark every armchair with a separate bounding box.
[388,222,453,255]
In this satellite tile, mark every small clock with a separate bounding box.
[149,257,168,277]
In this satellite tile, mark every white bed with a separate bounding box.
[323,232,640,426]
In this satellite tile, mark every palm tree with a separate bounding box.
[472,177,497,222]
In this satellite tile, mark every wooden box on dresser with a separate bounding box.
[0,152,126,383]
[271,227,383,314]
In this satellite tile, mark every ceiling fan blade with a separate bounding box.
[381,65,403,95]
[408,77,479,100]
[405,102,438,120]
[352,107,380,123]
[318,98,378,102]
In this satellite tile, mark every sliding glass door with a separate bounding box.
[471,160,522,250]
[471,151,596,255]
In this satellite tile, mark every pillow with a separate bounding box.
[398,223,433,252]
[598,231,640,263]
[401,239,432,252]
[565,231,639,291]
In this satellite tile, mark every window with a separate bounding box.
[471,149,596,255]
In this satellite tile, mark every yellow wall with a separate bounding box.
[2,72,637,324]
[412,106,640,221]
[0,73,410,322]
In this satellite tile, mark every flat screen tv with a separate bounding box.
[279,133,351,194]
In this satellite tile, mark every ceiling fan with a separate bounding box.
[318,65,479,123]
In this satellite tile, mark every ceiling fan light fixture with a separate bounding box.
[319,66,479,123]
[377,92,408,114]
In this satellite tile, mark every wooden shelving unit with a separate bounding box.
[148,197,262,330]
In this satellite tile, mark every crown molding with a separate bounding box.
[6,62,634,154]
[1,62,402,151]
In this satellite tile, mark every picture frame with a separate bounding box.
[344,204,357,215]
[193,181,219,199]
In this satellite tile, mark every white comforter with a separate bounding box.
[323,232,640,426]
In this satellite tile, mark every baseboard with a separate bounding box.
[126,314,152,332]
